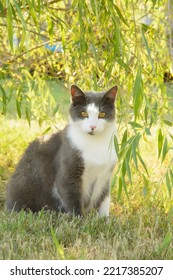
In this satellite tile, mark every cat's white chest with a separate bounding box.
[67,123,118,210]
[81,162,111,210]
[81,136,116,209]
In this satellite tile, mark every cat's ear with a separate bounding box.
[71,85,85,99]
[70,85,85,105]
[104,86,118,102]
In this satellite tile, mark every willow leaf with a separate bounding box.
[133,64,143,119]
[162,137,169,163]
[157,128,163,159]
[7,3,13,50]
[166,173,171,197]
[13,0,27,29]
[114,4,128,26]
[141,29,154,70]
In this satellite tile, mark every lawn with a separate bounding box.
[0,81,173,260]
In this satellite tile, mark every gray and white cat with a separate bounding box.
[6,85,118,217]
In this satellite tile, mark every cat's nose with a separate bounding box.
[90,125,96,131]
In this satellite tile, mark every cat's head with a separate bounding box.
[69,85,117,135]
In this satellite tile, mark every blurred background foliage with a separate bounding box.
[0,0,173,207]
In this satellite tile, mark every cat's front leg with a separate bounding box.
[66,190,82,216]
[98,195,110,217]
[57,181,83,216]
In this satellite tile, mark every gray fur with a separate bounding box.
[6,128,84,213]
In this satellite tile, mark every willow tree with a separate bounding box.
[0,0,173,206]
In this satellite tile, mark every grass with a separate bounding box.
[0,208,172,260]
[0,81,173,260]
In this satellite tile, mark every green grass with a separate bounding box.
[0,209,172,260]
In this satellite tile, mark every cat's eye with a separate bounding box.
[81,111,88,118]
[98,112,106,118]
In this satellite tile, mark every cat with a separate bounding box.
[6,84,118,217]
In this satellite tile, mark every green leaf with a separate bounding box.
[114,135,119,158]
[0,84,8,114]
[51,227,65,260]
[137,152,149,175]
[90,0,98,18]
[163,119,173,127]
[16,99,21,118]
[144,106,148,124]
[0,85,6,103]
[129,121,143,129]
[157,128,163,159]
[125,157,132,184]
[132,140,138,169]
[13,0,27,29]
[113,22,121,57]
[0,2,3,12]
[145,127,151,135]
[119,129,128,157]
[72,0,78,9]
[159,231,172,253]
[61,25,66,50]
[53,103,60,116]
[141,29,154,70]
[37,0,41,14]
[114,4,128,26]
[122,159,126,177]
[42,127,51,136]
[118,177,122,200]
[122,176,129,198]
[25,107,31,127]
[19,28,26,49]
[30,6,39,30]
[133,64,143,119]
[7,3,13,51]
[142,175,149,196]
[121,129,128,145]
[170,170,173,187]
[169,133,173,141]
[166,173,171,197]
[151,0,158,7]
[162,137,169,163]
[110,173,117,190]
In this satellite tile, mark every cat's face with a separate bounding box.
[69,85,117,135]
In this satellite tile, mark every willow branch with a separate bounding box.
[0,23,49,39]
[7,41,52,63]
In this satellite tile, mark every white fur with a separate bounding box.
[98,195,110,217]
[67,104,118,217]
